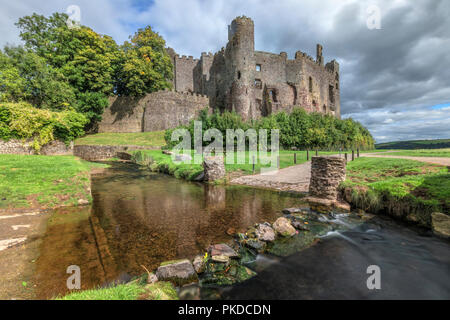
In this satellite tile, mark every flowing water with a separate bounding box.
[220,216,450,300]
[33,162,450,299]
[34,162,302,299]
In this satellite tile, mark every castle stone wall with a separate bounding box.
[98,16,341,133]
[98,90,209,133]
[174,55,199,93]
[0,139,73,155]
[143,90,209,131]
[99,96,145,133]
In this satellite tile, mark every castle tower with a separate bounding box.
[227,16,255,120]
[316,44,323,66]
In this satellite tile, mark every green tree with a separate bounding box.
[119,26,173,96]
[15,13,122,128]
[0,51,27,102]
[1,47,76,110]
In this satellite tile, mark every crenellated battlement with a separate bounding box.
[169,16,341,120]
[176,54,199,62]
[162,88,209,100]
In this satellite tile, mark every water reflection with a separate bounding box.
[35,163,302,298]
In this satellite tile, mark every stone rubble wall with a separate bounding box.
[0,139,74,156]
[309,156,346,200]
[73,145,156,161]
[98,90,209,133]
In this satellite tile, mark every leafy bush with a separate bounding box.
[0,102,87,151]
[165,108,375,151]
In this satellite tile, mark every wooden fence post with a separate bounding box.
[294,153,297,164]
[307,150,310,161]
[252,155,255,173]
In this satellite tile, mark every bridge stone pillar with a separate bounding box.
[309,156,346,200]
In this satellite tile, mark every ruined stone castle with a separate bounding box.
[98,16,340,133]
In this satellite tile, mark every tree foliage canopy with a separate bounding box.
[165,109,375,151]
[0,12,174,133]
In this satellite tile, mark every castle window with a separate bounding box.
[309,77,313,93]
[237,71,241,79]
[323,105,327,113]
[256,64,261,72]
[254,79,262,89]
[329,85,335,103]
[269,90,278,102]
[336,82,339,90]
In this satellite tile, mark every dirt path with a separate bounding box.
[0,210,50,299]
[231,153,449,192]
[360,153,450,166]
[231,162,312,193]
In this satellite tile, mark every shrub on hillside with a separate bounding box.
[0,102,88,151]
[165,108,375,151]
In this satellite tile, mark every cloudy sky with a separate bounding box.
[1,0,449,142]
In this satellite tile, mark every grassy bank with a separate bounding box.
[341,157,449,227]
[75,131,165,148]
[130,149,342,181]
[0,155,107,210]
[56,281,178,300]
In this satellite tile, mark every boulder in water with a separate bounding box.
[208,243,238,258]
[255,224,275,242]
[273,217,296,237]
[155,259,197,285]
[432,212,450,239]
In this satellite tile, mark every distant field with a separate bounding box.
[381,149,450,158]
[75,132,166,147]
[375,138,450,150]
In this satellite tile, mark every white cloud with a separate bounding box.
[0,0,449,143]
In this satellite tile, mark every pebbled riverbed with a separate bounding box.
[18,162,450,299]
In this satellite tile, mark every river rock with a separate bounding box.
[244,239,266,252]
[192,255,206,274]
[282,208,306,215]
[174,153,192,162]
[155,259,197,283]
[291,220,310,231]
[147,272,158,284]
[203,156,226,181]
[208,243,238,258]
[431,212,450,239]
[255,224,275,242]
[273,217,296,237]
[77,199,89,206]
[211,255,230,264]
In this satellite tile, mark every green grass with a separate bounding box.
[0,155,107,209]
[75,131,166,147]
[130,149,345,181]
[56,282,178,300]
[375,138,450,150]
[341,157,449,226]
[380,149,450,158]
